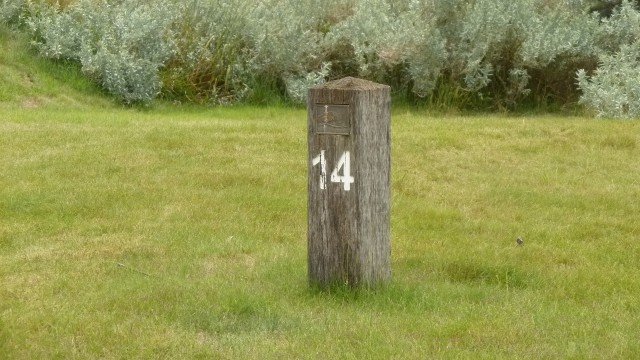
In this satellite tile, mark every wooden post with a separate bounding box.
[307,77,391,288]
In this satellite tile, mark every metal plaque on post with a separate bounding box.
[315,104,350,135]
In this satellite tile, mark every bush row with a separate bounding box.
[4,0,640,117]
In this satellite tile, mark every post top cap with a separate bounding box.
[312,77,389,90]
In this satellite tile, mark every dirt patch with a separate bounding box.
[23,73,35,86]
[21,96,55,109]
[21,96,42,109]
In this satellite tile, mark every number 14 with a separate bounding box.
[312,150,354,191]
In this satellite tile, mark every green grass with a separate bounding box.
[0,25,113,110]
[2,106,640,358]
[2,25,640,359]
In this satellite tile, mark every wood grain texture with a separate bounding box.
[307,77,391,288]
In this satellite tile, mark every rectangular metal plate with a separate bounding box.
[315,104,350,135]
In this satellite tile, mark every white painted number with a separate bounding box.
[312,150,354,191]
[330,151,354,191]
[312,150,327,190]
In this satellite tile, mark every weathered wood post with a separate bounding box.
[307,77,391,288]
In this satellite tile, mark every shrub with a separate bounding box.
[12,0,640,114]
[0,0,24,25]
[161,0,251,104]
[326,0,446,95]
[446,0,598,109]
[27,0,177,104]
[241,0,332,103]
[283,62,331,104]
[577,44,640,118]
[577,1,640,118]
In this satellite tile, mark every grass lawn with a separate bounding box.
[1,104,640,358]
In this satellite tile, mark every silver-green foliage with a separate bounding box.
[242,0,329,103]
[163,0,251,103]
[0,0,24,24]
[27,0,177,103]
[284,62,331,104]
[577,44,640,118]
[577,1,640,118]
[13,0,640,114]
[451,0,597,102]
[325,0,597,105]
[328,0,446,95]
